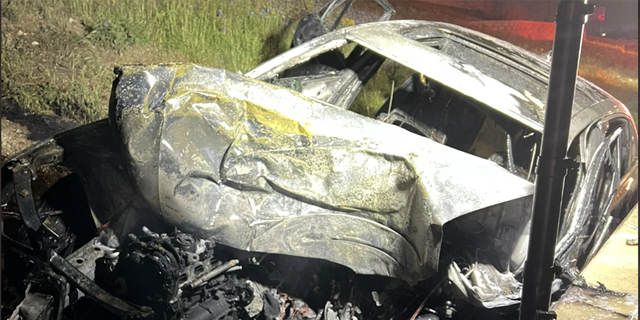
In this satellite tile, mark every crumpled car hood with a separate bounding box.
[110,64,534,284]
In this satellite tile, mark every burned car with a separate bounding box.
[2,19,638,320]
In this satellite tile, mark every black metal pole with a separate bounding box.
[519,1,593,320]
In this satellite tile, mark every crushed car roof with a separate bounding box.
[106,64,535,285]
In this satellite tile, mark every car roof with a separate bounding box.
[342,20,630,133]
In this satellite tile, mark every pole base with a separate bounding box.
[535,310,557,320]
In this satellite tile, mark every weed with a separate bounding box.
[1,0,314,124]
[66,0,313,72]
[351,61,414,117]
[85,20,142,50]
[1,3,15,20]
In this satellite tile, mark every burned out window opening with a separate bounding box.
[259,34,542,179]
[371,69,541,180]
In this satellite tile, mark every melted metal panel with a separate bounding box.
[110,64,534,284]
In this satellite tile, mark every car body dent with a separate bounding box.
[105,64,535,285]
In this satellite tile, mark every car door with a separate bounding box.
[555,115,638,274]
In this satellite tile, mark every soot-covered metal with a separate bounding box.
[110,64,533,285]
[2,9,637,320]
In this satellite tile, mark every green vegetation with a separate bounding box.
[351,61,414,118]
[1,0,312,123]
[69,0,310,69]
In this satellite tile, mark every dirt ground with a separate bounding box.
[1,101,79,161]
[1,118,32,160]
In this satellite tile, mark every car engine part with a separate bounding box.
[97,227,260,320]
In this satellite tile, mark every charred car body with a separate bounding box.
[2,12,638,320]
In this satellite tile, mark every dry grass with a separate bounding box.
[1,0,312,123]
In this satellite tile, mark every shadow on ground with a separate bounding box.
[2,100,79,142]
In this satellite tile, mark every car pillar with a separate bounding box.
[519,1,594,320]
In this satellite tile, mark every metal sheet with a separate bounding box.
[110,64,533,284]
[247,20,632,143]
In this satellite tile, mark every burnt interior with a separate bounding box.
[375,72,540,180]
[269,42,541,181]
